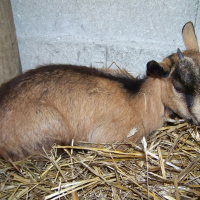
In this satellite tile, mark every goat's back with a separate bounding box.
[0,65,143,160]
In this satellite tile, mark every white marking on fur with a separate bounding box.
[141,93,147,113]
[126,127,137,138]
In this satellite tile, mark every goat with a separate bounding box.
[0,21,199,161]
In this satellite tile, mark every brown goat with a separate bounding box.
[0,22,200,161]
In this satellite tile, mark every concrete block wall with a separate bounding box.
[10,0,200,76]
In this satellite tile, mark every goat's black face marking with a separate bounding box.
[185,94,194,109]
[172,57,198,92]
[171,57,199,117]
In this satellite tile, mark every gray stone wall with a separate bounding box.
[11,0,200,76]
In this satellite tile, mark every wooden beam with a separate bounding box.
[0,0,22,85]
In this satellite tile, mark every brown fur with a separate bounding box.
[0,22,200,161]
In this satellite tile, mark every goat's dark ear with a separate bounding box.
[146,60,169,78]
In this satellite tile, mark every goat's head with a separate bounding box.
[147,22,200,125]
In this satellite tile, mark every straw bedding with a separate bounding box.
[0,121,200,200]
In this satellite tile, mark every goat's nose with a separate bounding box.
[186,118,193,125]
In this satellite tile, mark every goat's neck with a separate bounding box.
[132,78,165,138]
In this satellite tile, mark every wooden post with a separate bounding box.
[0,0,22,85]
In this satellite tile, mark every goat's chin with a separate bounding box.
[192,119,200,127]
[185,115,200,126]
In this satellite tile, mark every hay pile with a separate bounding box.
[0,121,200,200]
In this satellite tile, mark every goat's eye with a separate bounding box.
[174,85,183,93]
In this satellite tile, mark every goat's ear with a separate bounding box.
[182,21,199,52]
[146,60,169,78]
